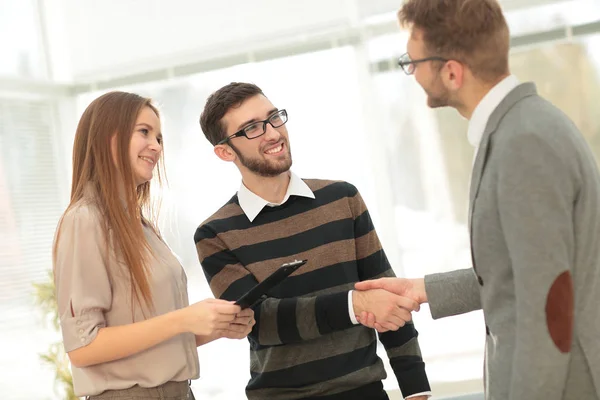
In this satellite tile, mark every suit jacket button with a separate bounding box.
[478,275,484,286]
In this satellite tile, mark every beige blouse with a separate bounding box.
[53,198,199,397]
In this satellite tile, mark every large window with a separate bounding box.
[0,96,66,399]
[0,0,45,79]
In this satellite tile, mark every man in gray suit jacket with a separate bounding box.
[355,0,600,399]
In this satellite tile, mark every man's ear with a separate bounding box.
[214,144,236,162]
[442,60,465,90]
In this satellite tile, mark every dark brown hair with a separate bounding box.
[200,82,264,145]
[399,0,510,82]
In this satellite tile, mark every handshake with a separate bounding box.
[352,277,427,333]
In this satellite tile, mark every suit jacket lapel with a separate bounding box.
[468,82,539,231]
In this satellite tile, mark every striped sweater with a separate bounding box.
[194,180,430,400]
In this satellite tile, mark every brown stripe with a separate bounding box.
[355,230,383,260]
[258,298,283,346]
[251,328,376,373]
[217,197,351,249]
[385,335,422,359]
[304,179,340,192]
[195,236,226,260]
[247,359,386,400]
[208,261,251,298]
[349,191,367,217]
[246,239,356,281]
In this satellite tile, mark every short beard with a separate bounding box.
[424,67,453,109]
[230,142,292,177]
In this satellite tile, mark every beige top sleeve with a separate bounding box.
[54,204,111,353]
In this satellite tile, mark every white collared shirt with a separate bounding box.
[237,171,315,223]
[467,75,520,149]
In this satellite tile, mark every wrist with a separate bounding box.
[413,278,428,303]
[196,332,218,346]
[170,307,189,335]
[352,290,366,315]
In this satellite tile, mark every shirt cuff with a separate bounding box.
[60,308,105,352]
[348,290,359,325]
[406,391,432,399]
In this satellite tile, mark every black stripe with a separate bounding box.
[234,218,355,265]
[226,194,240,205]
[315,291,352,335]
[378,323,418,349]
[270,261,360,298]
[357,250,391,280]
[194,226,211,243]
[200,249,240,282]
[354,209,375,238]
[249,306,263,350]
[342,181,358,197]
[277,298,302,343]
[390,357,430,396]
[219,274,259,301]
[247,339,379,389]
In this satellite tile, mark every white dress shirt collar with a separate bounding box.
[467,75,520,148]
[237,171,315,222]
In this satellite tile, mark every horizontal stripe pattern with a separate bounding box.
[247,341,379,389]
[215,197,352,250]
[195,179,429,399]
[247,363,387,400]
[250,326,377,374]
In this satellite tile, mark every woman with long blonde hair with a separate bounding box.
[53,91,253,400]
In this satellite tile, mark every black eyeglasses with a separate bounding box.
[398,52,448,75]
[218,109,288,145]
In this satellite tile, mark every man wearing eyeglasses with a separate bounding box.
[355,1,600,400]
[193,82,431,400]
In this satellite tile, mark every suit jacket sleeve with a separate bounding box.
[496,131,575,400]
[424,269,482,319]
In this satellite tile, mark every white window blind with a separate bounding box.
[0,97,67,399]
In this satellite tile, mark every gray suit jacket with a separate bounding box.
[424,83,600,400]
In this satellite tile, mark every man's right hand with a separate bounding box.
[354,278,427,332]
[352,289,419,332]
[355,277,427,304]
